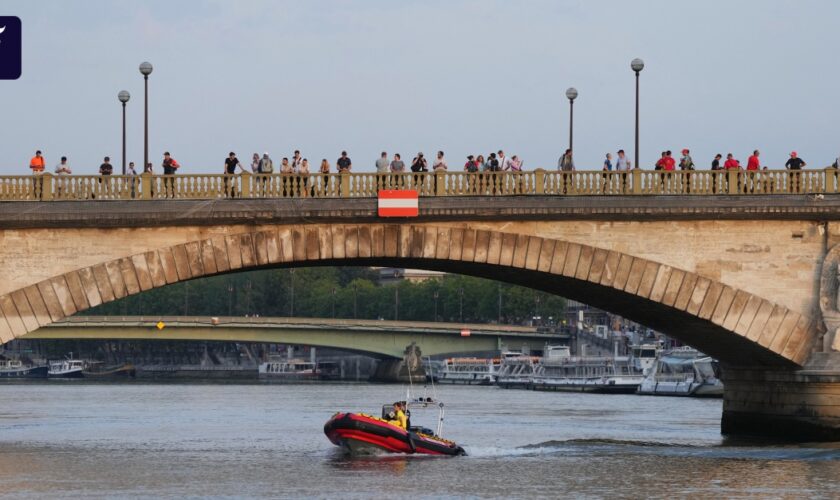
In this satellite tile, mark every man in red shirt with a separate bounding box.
[746,150,761,171]
[663,150,676,171]
[724,153,741,169]
[745,150,762,193]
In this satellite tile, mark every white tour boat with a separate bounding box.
[436,357,502,385]
[637,347,723,397]
[531,345,652,394]
[259,359,318,380]
[495,351,542,389]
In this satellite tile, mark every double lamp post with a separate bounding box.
[564,57,644,168]
[117,61,154,176]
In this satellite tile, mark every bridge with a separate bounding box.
[2,170,840,439]
[25,315,562,359]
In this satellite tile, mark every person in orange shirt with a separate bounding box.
[29,150,45,174]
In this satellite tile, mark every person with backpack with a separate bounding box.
[162,151,179,198]
[558,149,575,172]
[679,149,694,193]
[465,155,479,173]
[257,152,274,196]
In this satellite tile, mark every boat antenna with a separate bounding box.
[426,355,438,400]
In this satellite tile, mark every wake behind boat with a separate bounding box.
[324,397,466,456]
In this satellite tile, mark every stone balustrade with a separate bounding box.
[1,169,837,201]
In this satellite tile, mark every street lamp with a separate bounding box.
[565,87,578,151]
[331,287,337,318]
[459,287,464,323]
[138,61,153,175]
[433,291,439,322]
[630,58,644,170]
[117,90,130,175]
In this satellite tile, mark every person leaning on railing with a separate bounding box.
[258,152,274,196]
[319,159,331,194]
[785,151,806,193]
[224,152,242,197]
[298,158,311,197]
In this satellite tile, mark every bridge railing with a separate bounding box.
[2,169,837,201]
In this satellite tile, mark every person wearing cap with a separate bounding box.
[679,149,694,170]
[785,151,806,193]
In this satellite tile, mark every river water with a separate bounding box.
[1,382,839,499]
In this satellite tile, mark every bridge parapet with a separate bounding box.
[3,169,838,201]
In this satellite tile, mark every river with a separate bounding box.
[1,381,839,498]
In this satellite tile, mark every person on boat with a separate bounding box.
[389,402,408,430]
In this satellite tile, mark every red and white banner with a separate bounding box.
[378,190,419,217]
[460,329,471,337]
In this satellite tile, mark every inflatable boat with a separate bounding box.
[324,398,465,456]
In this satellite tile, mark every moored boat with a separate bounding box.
[531,345,647,394]
[436,357,501,385]
[258,358,341,381]
[324,398,465,456]
[82,362,136,378]
[495,351,541,389]
[48,359,86,378]
[0,359,48,379]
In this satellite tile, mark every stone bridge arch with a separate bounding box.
[2,223,817,368]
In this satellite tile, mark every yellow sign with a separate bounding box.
[156,321,166,330]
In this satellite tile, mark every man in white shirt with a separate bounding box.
[54,156,72,175]
[498,150,512,171]
[615,149,632,171]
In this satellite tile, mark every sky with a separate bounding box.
[1,0,838,175]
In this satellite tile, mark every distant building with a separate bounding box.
[376,267,447,284]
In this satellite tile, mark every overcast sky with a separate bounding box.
[2,0,838,175]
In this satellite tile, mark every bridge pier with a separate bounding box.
[371,342,426,384]
[722,354,840,441]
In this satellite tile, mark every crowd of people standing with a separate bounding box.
[26,147,838,178]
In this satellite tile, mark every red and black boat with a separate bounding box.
[324,398,465,456]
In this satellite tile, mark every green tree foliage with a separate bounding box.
[89,267,566,325]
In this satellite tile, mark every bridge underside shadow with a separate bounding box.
[300,258,797,368]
